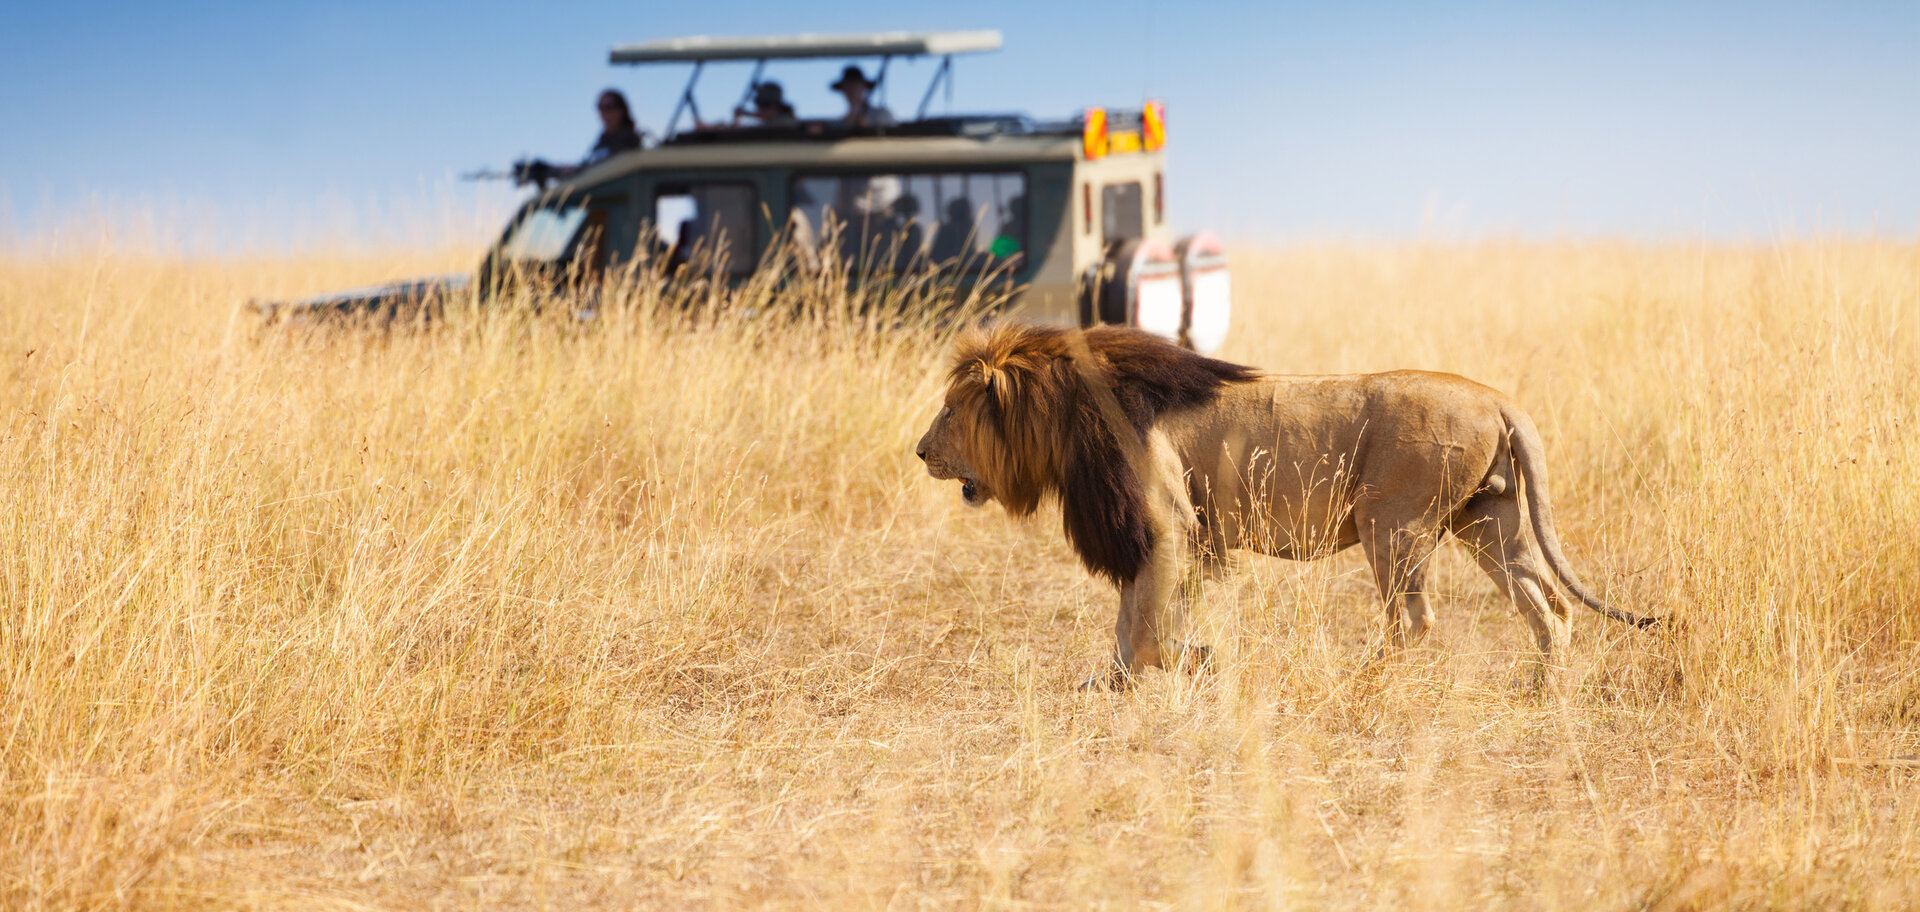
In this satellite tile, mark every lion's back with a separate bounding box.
[1358,370,1515,430]
[1161,369,1514,502]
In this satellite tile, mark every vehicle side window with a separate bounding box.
[654,182,759,276]
[791,171,1026,274]
[1102,181,1143,244]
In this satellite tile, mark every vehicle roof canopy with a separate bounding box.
[610,30,1002,64]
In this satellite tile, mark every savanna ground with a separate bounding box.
[3,239,1918,910]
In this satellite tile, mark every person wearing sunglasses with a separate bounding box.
[514,89,645,187]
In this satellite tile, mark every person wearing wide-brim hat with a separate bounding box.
[831,65,895,127]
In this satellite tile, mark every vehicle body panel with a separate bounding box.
[497,132,1173,327]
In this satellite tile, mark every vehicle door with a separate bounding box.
[643,173,771,279]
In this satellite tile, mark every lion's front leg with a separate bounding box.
[1081,431,1201,692]
[1080,574,1166,691]
[1081,570,1217,689]
[1116,572,1168,671]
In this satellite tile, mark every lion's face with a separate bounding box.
[915,403,993,507]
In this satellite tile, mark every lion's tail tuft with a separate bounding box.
[1502,405,1661,630]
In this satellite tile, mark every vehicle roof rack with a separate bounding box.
[661,114,1053,146]
[610,30,1002,64]
[615,30,1005,138]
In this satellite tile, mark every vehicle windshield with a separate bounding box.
[791,171,1026,274]
[500,205,588,263]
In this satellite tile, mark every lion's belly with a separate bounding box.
[1186,446,1364,560]
[1160,378,1373,560]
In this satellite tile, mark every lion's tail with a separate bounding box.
[1502,405,1661,630]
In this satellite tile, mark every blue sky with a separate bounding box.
[2,0,1915,249]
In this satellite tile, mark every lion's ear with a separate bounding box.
[978,360,1004,405]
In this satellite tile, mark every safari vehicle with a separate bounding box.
[254,30,1232,354]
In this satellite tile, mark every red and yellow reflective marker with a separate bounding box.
[1083,107,1108,160]
[1143,100,1166,151]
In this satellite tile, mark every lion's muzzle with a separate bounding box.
[918,408,990,507]
[921,456,987,507]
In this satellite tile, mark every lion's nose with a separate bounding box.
[914,445,927,462]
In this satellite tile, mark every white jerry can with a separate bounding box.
[1175,232,1230,355]
[1091,234,1231,354]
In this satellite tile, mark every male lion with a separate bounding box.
[915,323,1654,689]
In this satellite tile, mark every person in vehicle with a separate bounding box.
[831,66,895,127]
[1001,194,1027,241]
[929,198,976,263]
[514,89,643,187]
[885,194,926,272]
[583,90,645,163]
[733,82,798,127]
[586,89,643,163]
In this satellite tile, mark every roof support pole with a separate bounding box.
[665,59,705,137]
[915,54,953,120]
[732,59,767,121]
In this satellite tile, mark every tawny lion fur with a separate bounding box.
[915,323,1654,689]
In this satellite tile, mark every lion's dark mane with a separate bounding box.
[947,323,1259,584]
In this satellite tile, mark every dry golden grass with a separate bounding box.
[3,240,1918,909]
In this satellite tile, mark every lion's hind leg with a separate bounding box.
[1448,489,1571,692]
[1354,501,1444,656]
